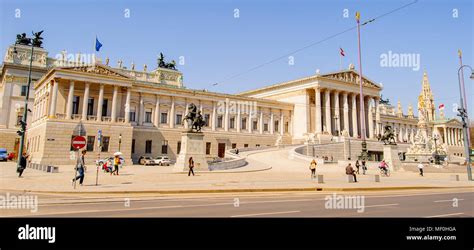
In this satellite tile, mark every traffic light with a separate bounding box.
[17,120,27,136]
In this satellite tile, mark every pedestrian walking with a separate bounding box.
[361,160,367,175]
[417,163,424,176]
[111,155,120,175]
[72,150,87,186]
[17,152,29,178]
[309,159,317,179]
[188,157,195,176]
[346,163,357,182]
[355,160,360,174]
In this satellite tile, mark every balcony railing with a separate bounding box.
[72,114,82,120]
[87,115,96,121]
[102,116,111,122]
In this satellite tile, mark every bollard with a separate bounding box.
[317,174,324,184]
[347,175,355,183]
[374,175,380,182]
[450,174,460,181]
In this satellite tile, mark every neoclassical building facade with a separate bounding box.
[0,43,467,165]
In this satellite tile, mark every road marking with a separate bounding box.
[364,203,399,208]
[434,199,465,202]
[231,210,300,217]
[425,213,464,218]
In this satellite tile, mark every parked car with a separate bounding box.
[96,156,125,166]
[0,148,7,161]
[138,156,155,166]
[154,156,171,166]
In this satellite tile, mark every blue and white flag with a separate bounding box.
[95,37,103,52]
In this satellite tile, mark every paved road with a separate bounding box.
[0,188,472,217]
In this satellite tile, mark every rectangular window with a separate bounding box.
[131,139,135,154]
[204,114,210,127]
[177,141,181,154]
[206,142,211,155]
[86,136,95,152]
[217,115,223,128]
[102,136,110,152]
[285,122,289,133]
[244,144,249,148]
[232,143,237,149]
[102,99,108,117]
[130,111,136,122]
[242,118,247,130]
[21,85,28,96]
[229,117,235,129]
[274,120,279,132]
[161,140,168,154]
[87,98,94,116]
[145,109,152,123]
[264,123,268,132]
[256,144,260,148]
[176,114,182,125]
[72,96,80,115]
[145,140,152,154]
[161,112,168,124]
[253,121,258,130]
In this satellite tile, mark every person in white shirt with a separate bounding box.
[417,163,424,176]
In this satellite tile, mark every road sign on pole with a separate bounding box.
[71,136,86,150]
[96,129,102,186]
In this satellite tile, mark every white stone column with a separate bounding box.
[375,98,381,136]
[138,94,144,125]
[49,80,59,118]
[280,111,284,135]
[124,87,131,123]
[111,86,118,122]
[443,127,447,144]
[65,81,75,119]
[97,84,104,121]
[81,82,90,120]
[351,94,358,137]
[334,91,340,135]
[224,98,229,132]
[184,100,189,129]
[315,87,322,133]
[154,95,160,126]
[237,103,241,132]
[259,109,263,134]
[212,101,216,131]
[343,92,350,134]
[324,89,332,134]
[368,97,374,139]
[270,110,274,134]
[170,97,175,128]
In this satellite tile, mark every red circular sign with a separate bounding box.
[72,136,86,150]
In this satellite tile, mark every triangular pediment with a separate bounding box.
[59,64,132,79]
[321,70,381,89]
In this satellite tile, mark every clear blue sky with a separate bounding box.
[0,0,472,118]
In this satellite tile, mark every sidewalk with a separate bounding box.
[1,160,472,194]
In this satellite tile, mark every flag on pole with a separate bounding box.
[340,48,345,57]
[95,37,103,52]
[439,104,445,110]
[355,11,360,21]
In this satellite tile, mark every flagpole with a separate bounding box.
[356,11,368,160]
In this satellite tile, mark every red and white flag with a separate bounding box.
[340,48,345,57]
[439,104,445,110]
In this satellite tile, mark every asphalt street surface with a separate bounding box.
[0,188,472,217]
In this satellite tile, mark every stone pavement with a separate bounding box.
[0,148,472,194]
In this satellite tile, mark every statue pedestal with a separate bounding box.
[173,132,209,172]
[383,144,401,171]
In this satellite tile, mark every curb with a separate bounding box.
[2,185,472,195]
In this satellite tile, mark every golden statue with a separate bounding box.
[417,94,424,110]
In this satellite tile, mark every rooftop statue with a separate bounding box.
[158,53,177,70]
[379,125,396,145]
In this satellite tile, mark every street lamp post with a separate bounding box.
[15,34,36,170]
[457,64,473,181]
[433,134,440,165]
[355,11,368,160]
[118,133,122,152]
[333,114,339,136]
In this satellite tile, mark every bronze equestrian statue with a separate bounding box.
[379,125,397,145]
[182,103,206,132]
